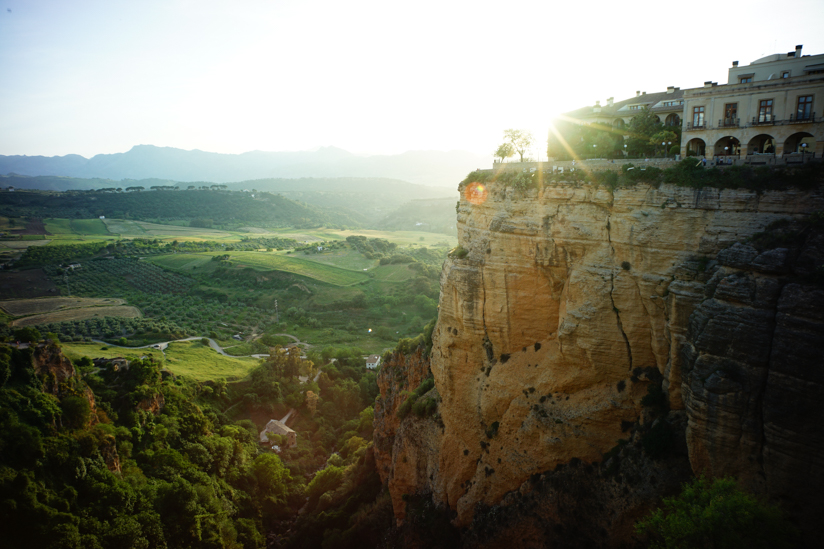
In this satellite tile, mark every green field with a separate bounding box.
[61,342,142,361]
[371,263,417,281]
[61,340,260,381]
[294,247,375,271]
[162,341,260,380]
[150,251,369,286]
[71,218,110,235]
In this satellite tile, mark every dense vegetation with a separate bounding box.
[0,335,385,549]
[461,158,824,194]
[635,476,797,548]
[0,189,362,229]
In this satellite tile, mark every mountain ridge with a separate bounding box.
[0,145,486,187]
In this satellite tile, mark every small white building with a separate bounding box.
[366,354,381,369]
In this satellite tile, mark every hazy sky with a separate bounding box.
[2,0,823,160]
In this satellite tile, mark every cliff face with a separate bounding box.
[375,179,824,535]
[374,347,442,523]
[681,234,824,531]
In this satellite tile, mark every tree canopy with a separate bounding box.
[503,129,534,162]
[635,476,797,549]
[494,142,515,163]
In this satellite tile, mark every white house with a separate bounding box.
[366,354,381,369]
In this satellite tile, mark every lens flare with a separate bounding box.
[465,181,488,205]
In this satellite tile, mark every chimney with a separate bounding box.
[642,91,647,95]
[667,86,675,94]
[796,45,803,57]
[595,100,601,106]
[732,61,738,67]
[607,97,614,107]
[636,90,640,97]
[704,81,713,88]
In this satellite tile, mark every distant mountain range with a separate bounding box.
[0,145,488,188]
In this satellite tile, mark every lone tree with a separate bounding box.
[494,142,515,163]
[503,129,534,162]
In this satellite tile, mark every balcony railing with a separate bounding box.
[718,118,740,128]
[684,114,818,131]
[788,112,815,124]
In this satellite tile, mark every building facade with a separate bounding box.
[564,87,685,131]
[680,45,823,160]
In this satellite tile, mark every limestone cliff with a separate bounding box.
[375,178,824,541]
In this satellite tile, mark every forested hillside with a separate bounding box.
[0,338,382,548]
[0,189,362,229]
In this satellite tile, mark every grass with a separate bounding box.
[61,342,142,361]
[71,219,110,235]
[371,263,417,281]
[293,247,376,271]
[12,305,141,327]
[143,253,216,273]
[162,340,260,380]
[149,251,369,286]
[0,297,125,316]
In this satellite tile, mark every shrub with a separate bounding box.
[635,476,798,548]
[449,246,469,259]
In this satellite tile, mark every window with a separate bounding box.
[758,99,773,122]
[629,105,643,110]
[662,100,683,107]
[797,95,813,120]
[724,103,738,122]
[739,76,753,83]
[781,71,790,78]
[692,106,705,127]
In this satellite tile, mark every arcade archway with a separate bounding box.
[686,138,706,156]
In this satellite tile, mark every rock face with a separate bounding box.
[374,179,824,538]
[681,229,824,540]
[33,341,99,427]
[374,347,442,522]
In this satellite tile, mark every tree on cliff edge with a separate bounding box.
[494,142,515,163]
[503,129,534,162]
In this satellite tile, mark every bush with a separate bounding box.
[449,246,469,259]
[635,476,798,548]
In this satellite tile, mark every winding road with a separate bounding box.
[90,333,312,358]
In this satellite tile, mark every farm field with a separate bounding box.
[264,227,457,247]
[12,305,141,326]
[43,218,113,243]
[292,247,376,271]
[0,269,60,298]
[61,342,141,362]
[370,263,417,281]
[0,296,125,316]
[103,219,251,241]
[162,340,260,380]
[149,251,369,286]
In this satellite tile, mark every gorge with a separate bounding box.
[374,172,824,547]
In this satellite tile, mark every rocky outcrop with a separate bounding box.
[33,341,99,427]
[375,178,824,539]
[374,347,442,522]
